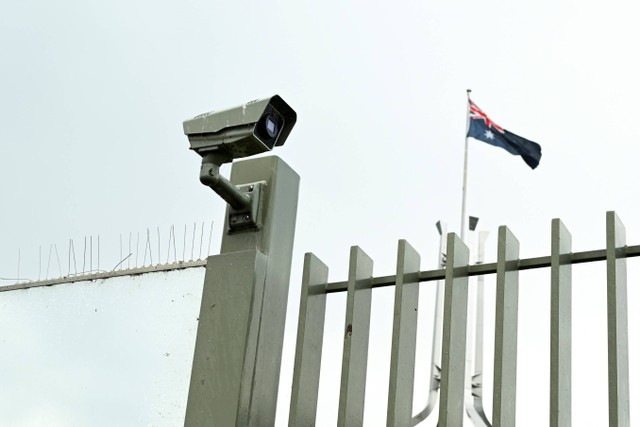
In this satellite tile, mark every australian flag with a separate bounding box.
[467,99,542,169]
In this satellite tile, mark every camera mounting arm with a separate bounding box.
[199,152,251,211]
[199,152,264,231]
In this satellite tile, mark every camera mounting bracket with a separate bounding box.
[227,182,265,231]
[199,152,264,231]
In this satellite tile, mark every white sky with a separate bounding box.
[2,0,640,425]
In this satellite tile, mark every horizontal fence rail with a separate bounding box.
[323,245,640,293]
[290,211,633,426]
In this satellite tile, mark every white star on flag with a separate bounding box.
[484,130,494,140]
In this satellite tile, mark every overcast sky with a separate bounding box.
[2,0,640,425]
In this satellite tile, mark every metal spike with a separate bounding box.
[148,229,153,265]
[157,226,161,266]
[166,225,172,264]
[71,239,77,275]
[199,222,204,260]
[46,244,53,280]
[143,229,149,266]
[207,220,214,258]
[172,225,177,263]
[90,236,93,273]
[54,244,62,277]
[191,222,196,261]
[183,224,187,262]
[83,237,87,274]
[135,232,140,268]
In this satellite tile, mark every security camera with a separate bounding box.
[183,95,296,231]
[183,95,296,162]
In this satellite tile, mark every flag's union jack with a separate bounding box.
[469,100,504,133]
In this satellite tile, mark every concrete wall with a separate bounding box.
[0,267,204,427]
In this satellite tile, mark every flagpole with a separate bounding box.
[461,89,472,242]
[461,89,492,427]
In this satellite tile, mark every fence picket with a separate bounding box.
[492,226,520,427]
[338,246,374,427]
[550,219,572,427]
[438,233,470,427]
[289,253,329,427]
[387,240,421,427]
[606,211,631,427]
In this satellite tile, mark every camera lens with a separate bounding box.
[265,115,278,138]
[255,109,283,149]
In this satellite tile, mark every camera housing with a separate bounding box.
[184,95,296,162]
[184,95,296,231]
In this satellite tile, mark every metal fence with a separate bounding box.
[289,211,633,427]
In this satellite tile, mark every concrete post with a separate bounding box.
[184,156,299,427]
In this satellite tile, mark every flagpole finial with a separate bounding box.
[467,89,472,94]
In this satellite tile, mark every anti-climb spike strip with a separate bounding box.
[1,221,214,286]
